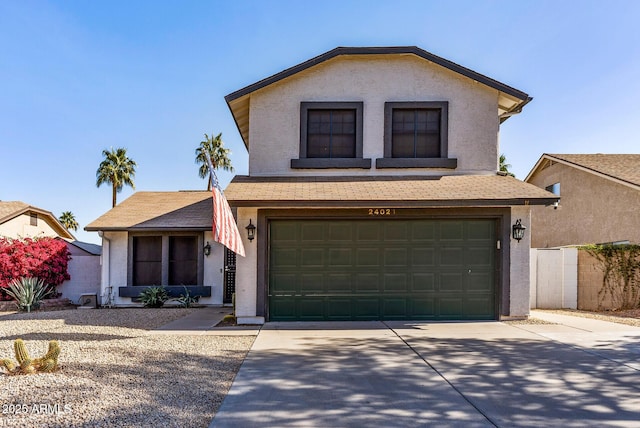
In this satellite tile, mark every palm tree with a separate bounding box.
[195,133,234,190]
[499,153,515,177]
[59,211,78,231]
[96,147,137,207]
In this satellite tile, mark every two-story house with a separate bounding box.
[223,46,557,324]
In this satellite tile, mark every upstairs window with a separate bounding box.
[377,101,456,169]
[292,102,370,169]
[307,109,356,158]
[391,108,442,158]
[30,213,38,226]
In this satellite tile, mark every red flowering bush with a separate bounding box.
[0,237,71,301]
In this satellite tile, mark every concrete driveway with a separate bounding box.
[210,311,640,427]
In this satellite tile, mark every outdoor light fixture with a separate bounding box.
[512,219,526,242]
[203,241,211,257]
[246,219,256,242]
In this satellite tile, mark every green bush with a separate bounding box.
[4,277,50,312]
[139,286,169,308]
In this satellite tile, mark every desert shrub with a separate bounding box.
[4,277,50,312]
[139,286,169,308]
[0,237,71,300]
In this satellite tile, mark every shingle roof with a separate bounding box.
[0,201,29,223]
[85,191,212,231]
[537,154,640,188]
[224,175,558,207]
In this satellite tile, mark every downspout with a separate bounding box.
[98,231,110,306]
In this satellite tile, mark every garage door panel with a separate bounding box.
[467,272,493,292]
[412,273,436,291]
[329,223,353,241]
[301,223,325,241]
[298,298,326,320]
[384,248,408,266]
[357,223,381,241]
[271,273,298,293]
[440,221,464,240]
[440,247,464,266]
[439,298,464,317]
[356,273,380,292]
[465,297,494,318]
[354,298,379,319]
[384,222,409,241]
[327,299,352,319]
[356,248,379,266]
[382,298,407,317]
[411,298,436,318]
[383,273,408,291]
[272,248,298,268]
[329,248,352,266]
[300,273,324,293]
[412,247,435,266]
[467,247,493,266]
[412,222,436,241]
[269,219,496,321]
[301,248,324,267]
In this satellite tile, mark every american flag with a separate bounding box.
[204,150,246,257]
[212,186,245,257]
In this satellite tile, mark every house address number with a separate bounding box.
[368,208,396,216]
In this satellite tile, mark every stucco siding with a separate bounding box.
[248,55,500,176]
[235,207,261,324]
[0,213,61,239]
[529,163,640,247]
[509,206,531,317]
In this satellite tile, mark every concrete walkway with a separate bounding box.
[150,306,260,336]
[211,312,640,427]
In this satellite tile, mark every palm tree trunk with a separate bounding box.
[112,184,117,207]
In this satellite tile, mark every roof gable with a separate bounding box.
[525,154,640,190]
[0,201,74,239]
[226,46,532,149]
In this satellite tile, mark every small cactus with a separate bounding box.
[1,339,60,375]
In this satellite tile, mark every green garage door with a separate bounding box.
[268,219,496,321]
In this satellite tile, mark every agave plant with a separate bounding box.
[139,286,169,308]
[5,277,50,312]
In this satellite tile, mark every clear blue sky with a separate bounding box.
[2,0,639,244]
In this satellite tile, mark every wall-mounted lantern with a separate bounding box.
[203,241,211,256]
[246,219,256,242]
[512,219,526,242]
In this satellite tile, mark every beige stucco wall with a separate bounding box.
[100,231,224,307]
[528,163,640,248]
[0,213,61,239]
[248,55,500,176]
[509,206,531,317]
[234,207,261,324]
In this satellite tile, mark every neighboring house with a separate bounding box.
[525,154,640,248]
[223,46,557,324]
[0,201,74,240]
[85,191,227,306]
[0,200,101,302]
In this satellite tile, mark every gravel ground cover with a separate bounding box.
[538,308,640,327]
[0,308,255,428]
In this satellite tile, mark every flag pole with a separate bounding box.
[203,150,220,192]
